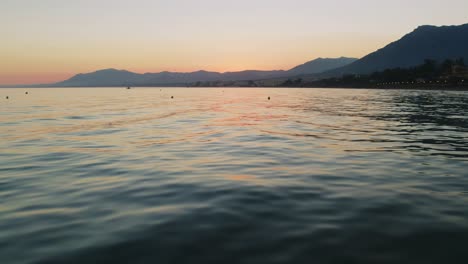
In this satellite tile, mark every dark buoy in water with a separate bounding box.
[268,96,270,100]
[171,96,174,99]
[6,96,8,99]
[25,92,28,94]
[126,86,131,89]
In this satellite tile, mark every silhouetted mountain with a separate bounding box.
[141,70,221,85]
[54,69,289,87]
[54,57,357,87]
[287,57,357,75]
[59,69,142,86]
[222,70,287,80]
[328,24,468,75]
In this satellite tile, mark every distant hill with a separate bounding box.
[52,57,355,87]
[327,24,468,75]
[54,69,288,87]
[287,57,357,75]
[58,69,142,87]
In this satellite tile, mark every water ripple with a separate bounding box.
[1,88,468,264]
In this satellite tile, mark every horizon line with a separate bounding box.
[0,56,360,86]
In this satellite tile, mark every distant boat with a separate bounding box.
[126,86,131,89]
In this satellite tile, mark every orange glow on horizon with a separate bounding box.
[2,0,468,85]
[0,30,399,85]
[0,73,75,85]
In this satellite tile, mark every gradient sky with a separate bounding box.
[1,0,468,85]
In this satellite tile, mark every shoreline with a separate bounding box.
[2,86,468,91]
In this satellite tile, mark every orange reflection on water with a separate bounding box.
[224,174,265,185]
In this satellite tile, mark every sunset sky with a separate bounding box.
[1,0,468,85]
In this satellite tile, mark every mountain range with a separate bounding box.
[17,23,468,87]
[53,57,357,87]
[325,23,468,76]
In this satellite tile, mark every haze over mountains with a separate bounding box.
[11,23,468,88]
[53,57,356,87]
[56,69,282,87]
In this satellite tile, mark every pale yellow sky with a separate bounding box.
[1,0,467,85]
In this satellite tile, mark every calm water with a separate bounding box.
[1,88,468,264]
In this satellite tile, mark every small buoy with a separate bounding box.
[6,96,8,99]
[171,96,174,99]
[268,96,270,100]
[25,92,28,94]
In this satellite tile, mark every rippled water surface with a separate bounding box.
[1,88,468,264]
